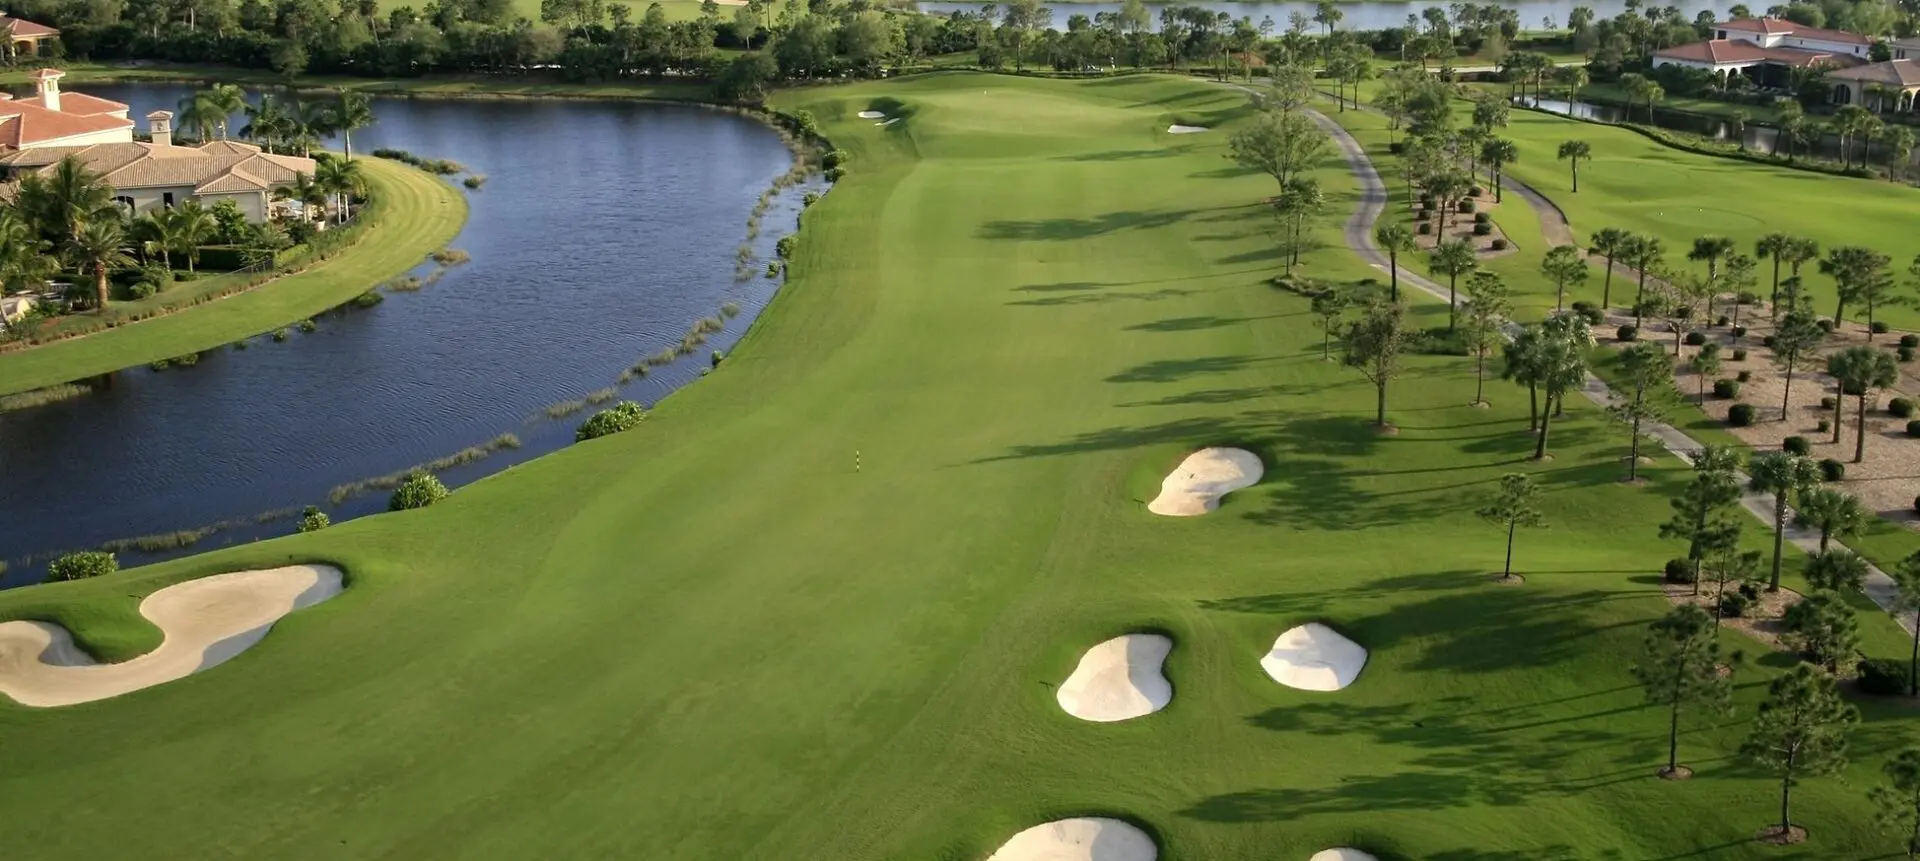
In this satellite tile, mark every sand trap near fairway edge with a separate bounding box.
[1262,622,1368,692]
[1310,850,1380,861]
[0,564,344,707]
[1167,124,1209,134]
[857,110,887,119]
[1147,447,1262,516]
[1057,633,1172,722]
[986,818,1157,861]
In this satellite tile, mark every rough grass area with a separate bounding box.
[0,74,1912,860]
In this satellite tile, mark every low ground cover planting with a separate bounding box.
[3,73,1920,860]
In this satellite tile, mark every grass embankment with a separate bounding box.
[0,73,1914,860]
[0,157,465,395]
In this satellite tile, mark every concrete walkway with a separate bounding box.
[1305,106,1916,635]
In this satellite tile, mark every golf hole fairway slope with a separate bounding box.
[1147,447,1262,516]
[1056,633,1173,722]
[0,564,343,707]
[986,818,1157,861]
[1310,850,1379,861]
[1262,623,1367,692]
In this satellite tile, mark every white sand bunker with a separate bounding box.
[1147,447,1262,516]
[0,564,343,707]
[987,818,1156,861]
[1167,124,1209,134]
[1057,633,1172,722]
[857,110,886,119]
[1310,850,1379,861]
[1261,623,1368,692]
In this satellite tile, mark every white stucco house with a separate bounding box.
[0,71,316,223]
[1651,17,1868,87]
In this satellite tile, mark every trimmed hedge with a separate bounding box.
[1728,403,1756,426]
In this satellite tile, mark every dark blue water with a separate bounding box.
[0,85,818,585]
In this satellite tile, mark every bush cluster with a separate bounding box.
[1718,591,1749,618]
[1684,331,1707,346]
[1617,324,1637,342]
[1736,370,1751,383]
[1712,378,1740,399]
[1783,436,1811,455]
[1731,348,1747,361]
[1819,458,1846,482]
[1902,346,1916,363]
[1472,222,1492,236]
[1490,238,1508,250]
[1728,403,1756,426]
[1871,321,1890,334]
[1858,658,1909,696]
[1891,398,1916,418]
[576,401,648,442]
[1663,558,1695,584]
[1903,333,1920,349]
[46,551,117,582]
[1731,325,1747,338]
[389,471,449,511]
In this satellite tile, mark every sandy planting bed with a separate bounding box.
[1057,633,1172,722]
[1148,447,1262,516]
[986,818,1156,861]
[1403,188,1516,260]
[1664,579,1803,651]
[0,564,344,707]
[1261,623,1367,691]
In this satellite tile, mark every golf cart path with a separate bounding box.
[1306,106,1914,635]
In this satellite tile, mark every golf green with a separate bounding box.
[0,73,1911,860]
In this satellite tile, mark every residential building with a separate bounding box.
[1651,17,1869,87]
[0,69,134,151]
[0,14,57,58]
[1826,60,1920,111]
[1889,36,1920,60]
[0,111,317,223]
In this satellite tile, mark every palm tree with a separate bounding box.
[138,210,178,269]
[176,91,223,142]
[1591,226,1630,310]
[315,158,365,223]
[1479,138,1518,203]
[1749,451,1821,591]
[1428,238,1477,332]
[1557,139,1591,192]
[205,83,246,138]
[1374,222,1414,302]
[68,218,134,312]
[1556,64,1589,102]
[1775,98,1804,160]
[1827,346,1899,460]
[284,100,333,157]
[276,174,330,222]
[1531,314,1594,460]
[243,95,291,152]
[1624,232,1665,326]
[168,201,217,272]
[1726,109,1749,151]
[1833,104,1873,171]
[1755,232,1797,316]
[330,90,376,161]
[0,205,55,298]
[1882,125,1916,181]
[31,156,117,244]
[1794,487,1867,553]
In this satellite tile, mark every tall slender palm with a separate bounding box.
[315,158,365,223]
[1557,64,1589,102]
[1755,232,1796,317]
[1590,226,1630,309]
[169,201,217,272]
[1531,314,1594,460]
[68,219,134,312]
[1624,233,1665,326]
[285,100,333,157]
[1556,139,1591,192]
[1428,238,1477,332]
[139,210,178,269]
[1827,346,1899,459]
[242,95,291,152]
[1374,221,1414,302]
[176,91,223,142]
[330,90,375,161]
[205,83,247,138]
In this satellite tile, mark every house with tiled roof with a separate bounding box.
[1652,17,1869,86]
[1825,59,1920,112]
[0,110,318,223]
[0,13,58,58]
[0,69,135,151]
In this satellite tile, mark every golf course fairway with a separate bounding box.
[0,73,1912,860]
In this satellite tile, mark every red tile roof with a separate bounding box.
[0,97,132,148]
[55,92,129,117]
[1654,39,1860,68]
[0,16,58,38]
[1719,16,1870,46]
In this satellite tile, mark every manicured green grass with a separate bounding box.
[0,157,465,395]
[0,73,1914,860]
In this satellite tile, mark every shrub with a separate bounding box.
[710,350,725,367]
[1857,658,1909,696]
[271,328,289,341]
[1420,192,1436,206]
[1818,318,1835,332]
[1684,331,1707,346]
[1473,212,1491,224]
[1736,370,1751,383]
[1713,378,1740,399]
[1575,305,1604,325]
[1902,334,1919,349]
[1909,420,1920,437]
[1457,199,1476,213]
[1872,320,1890,334]
[1732,348,1747,361]
[1739,581,1762,601]
[575,400,648,442]
[824,166,846,182]
[1715,315,1731,327]
[1819,458,1845,482]
[775,235,796,259]
[1820,396,1837,410]
[1387,141,1406,154]
[45,551,116,582]
[1728,403,1756,426]
[388,471,448,511]
[297,319,317,333]
[1490,238,1508,250]
[1472,222,1492,236]
[1902,346,1916,363]
[350,290,383,308]
[1737,290,1761,306]
[1818,418,1831,433]
[297,506,330,532]
[1731,326,1747,338]
[1892,397,1916,418]
[1664,558,1696,584]
[822,149,849,169]
[1417,222,1432,235]
[1784,436,1811,455]
[802,191,821,207]
[124,282,157,300]
[1571,300,1594,315]
[1763,335,1778,349]
[1617,324,1638,342]
[1468,185,1484,197]
[1718,592,1750,618]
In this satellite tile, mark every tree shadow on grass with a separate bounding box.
[1105,355,1264,384]
[1054,147,1187,162]
[1007,288,1197,307]
[978,208,1198,241]
[1119,382,1331,408]
[1124,314,1259,332]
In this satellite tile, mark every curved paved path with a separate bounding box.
[1306,106,1915,635]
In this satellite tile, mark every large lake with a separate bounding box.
[0,85,814,586]
[919,0,1740,32]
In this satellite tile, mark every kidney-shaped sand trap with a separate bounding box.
[0,564,344,707]
[1261,623,1368,692]
[1310,850,1380,861]
[857,110,887,119]
[1148,447,1263,516]
[1167,124,1209,134]
[986,818,1156,861]
[1057,633,1172,723]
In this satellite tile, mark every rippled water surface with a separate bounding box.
[0,85,811,585]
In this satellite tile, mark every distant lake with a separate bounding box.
[0,84,817,585]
